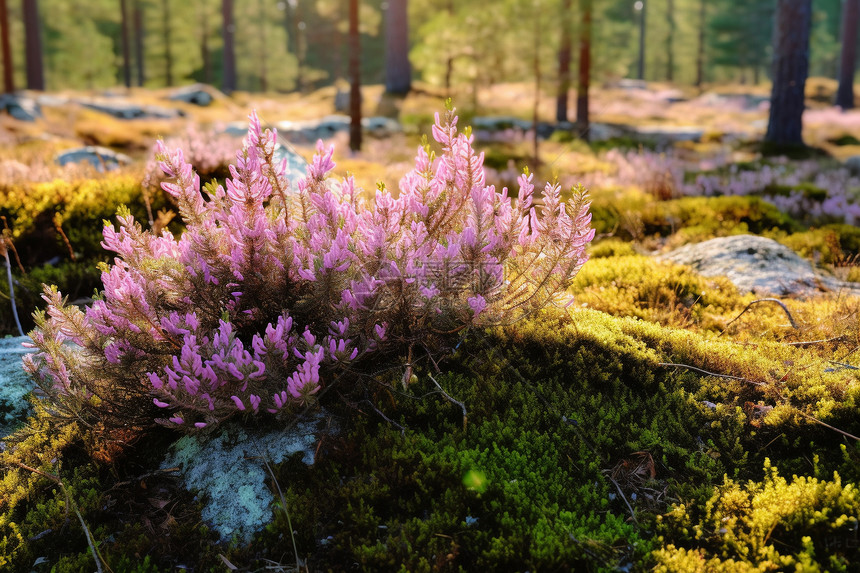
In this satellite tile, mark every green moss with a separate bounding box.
[762,182,829,202]
[654,460,860,571]
[590,192,799,245]
[3,309,859,570]
[588,239,637,258]
[572,255,743,329]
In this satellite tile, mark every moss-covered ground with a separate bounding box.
[2,83,860,570]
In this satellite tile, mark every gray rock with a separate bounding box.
[471,116,533,132]
[161,414,332,543]
[333,89,350,113]
[79,99,183,119]
[0,336,35,438]
[166,84,220,106]
[843,156,860,176]
[612,79,648,91]
[362,116,402,136]
[0,94,41,121]
[270,115,401,142]
[588,122,627,142]
[660,235,860,297]
[273,143,309,191]
[632,125,704,144]
[56,146,132,172]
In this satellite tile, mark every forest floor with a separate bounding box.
[1,80,860,571]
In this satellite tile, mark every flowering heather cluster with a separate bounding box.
[143,124,238,189]
[580,149,860,226]
[23,108,594,430]
[689,160,860,225]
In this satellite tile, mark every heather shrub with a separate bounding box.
[24,107,594,432]
[143,124,239,189]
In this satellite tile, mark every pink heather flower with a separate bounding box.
[25,105,593,431]
[468,295,487,317]
[231,396,246,411]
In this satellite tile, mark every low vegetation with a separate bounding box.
[1,89,859,571]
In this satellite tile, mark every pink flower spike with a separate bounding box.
[153,398,170,408]
[195,422,208,429]
[231,395,246,411]
[169,416,184,424]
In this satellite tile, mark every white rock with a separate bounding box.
[0,336,35,438]
[660,235,860,297]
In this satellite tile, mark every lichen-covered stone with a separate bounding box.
[0,336,35,438]
[161,414,329,543]
[661,234,860,297]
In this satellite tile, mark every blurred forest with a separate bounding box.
[0,0,854,95]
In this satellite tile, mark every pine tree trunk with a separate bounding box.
[576,0,592,141]
[161,0,172,86]
[200,0,211,85]
[555,0,572,122]
[221,0,236,93]
[120,0,131,88]
[349,0,361,152]
[666,0,674,82]
[134,0,144,86]
[22,0,44,90]
[0,0,14,93]
[532,8,541,168]
[257,0,267,92]
[836,0,859,109]
[384,0,411,94]
[637,1,646,80]
[695,0,705,89]
[765,0,812,147]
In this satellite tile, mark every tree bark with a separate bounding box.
[765,0,812,147]
[532,7,541,168]
[576,0,592,141]
[555,0,572,122]
[836,0,859,109]
[0,0,14,93]
[200,0,211,85]
[665,0,674,82]
[161,0,172,86]
[695,0,705,89]
[134,0,144,86]
[22,0,44,90]
[120,0,131,88]
[349,0,361,152]
[637,1,646,80]
[257,0,267,91]
[385,0,411,94]
[221,0,236,93]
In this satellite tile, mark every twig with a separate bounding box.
[362,399,406,436]
[796,411,860,441]
[260,455,304,573]
[607,474,639,527]
[1,217,25,274]
[2,244,24,337]
[12,461,112,573]
[657,363,762,386]
[106,467,180,490]
[788,334,849,347]
[53,214,77,261]
[827,360,860,371]
[427,373,468,430]
[720,298,799,336]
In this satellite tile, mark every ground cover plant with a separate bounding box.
[1,86,860,572]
